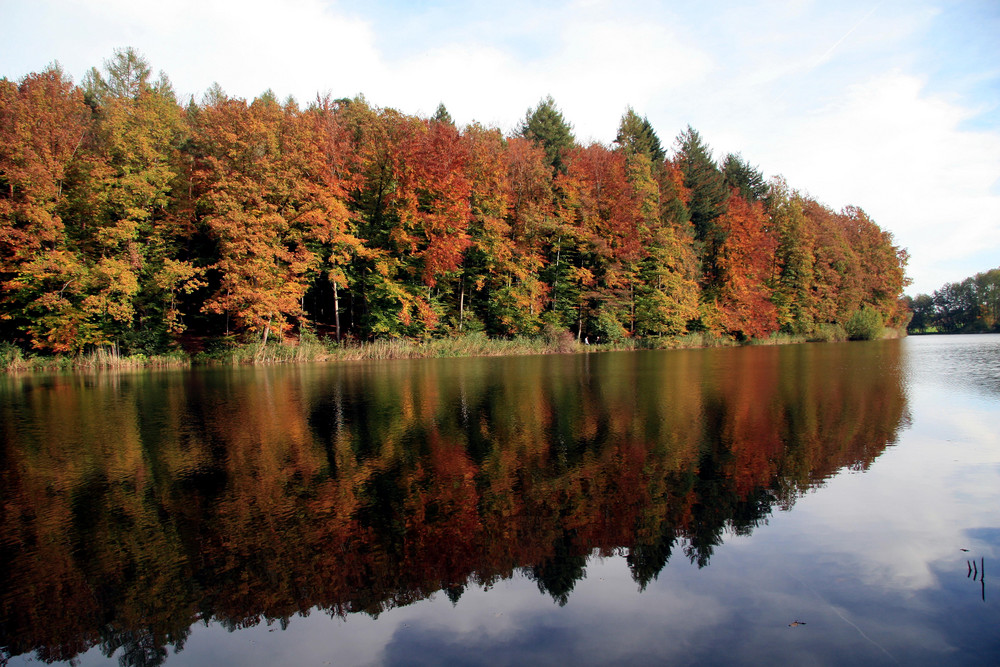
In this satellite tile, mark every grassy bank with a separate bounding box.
[1,343,190,373]
[0,326,908,374]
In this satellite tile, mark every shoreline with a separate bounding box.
[0,327,908,375]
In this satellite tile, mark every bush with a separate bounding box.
[541,324,577,353]
[0,341,26,372]
[593,310,628,344]
[806,323,847,343]
[845,306,884,341]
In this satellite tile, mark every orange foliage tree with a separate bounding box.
[710,194,778,339]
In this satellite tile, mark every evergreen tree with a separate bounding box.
[431,102,454,127]
[615,107,664,163]
[81,47,153,107]
[518,95,575,174]
[675,126,729,291]
[722,153,767,203]
[676,126,729,242]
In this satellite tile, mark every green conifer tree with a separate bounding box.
[615,107,664,163]
[519,95,575,174]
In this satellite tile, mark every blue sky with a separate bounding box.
[2,0,998,295]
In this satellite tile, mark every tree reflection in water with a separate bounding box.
[0,342,908,665]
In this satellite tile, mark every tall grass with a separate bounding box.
[3,322,908,374]
[192,330,583,366]
[672,332,739,348]
[806,323,848,343]
[748,332,809,346]
[0,342,190,373]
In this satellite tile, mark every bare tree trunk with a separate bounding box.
[553,236,562,307]
[459,277,465,332]
[630,282,636,335]
[333,280,341,343]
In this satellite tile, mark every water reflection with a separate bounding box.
[1,343,909,665]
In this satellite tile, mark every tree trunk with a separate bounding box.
[630,282,636,335]
[459,277,465,332]
[553,236,562,308]
[333,280,341,342]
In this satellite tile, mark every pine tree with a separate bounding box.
[431,102,454,127]
[675,126,728,242]
[722,153,767,203]
[615,107,664,164]
[519,95,575,174]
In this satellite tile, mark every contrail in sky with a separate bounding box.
[821,4,881,62]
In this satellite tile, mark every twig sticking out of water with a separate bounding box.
[967,557,986,602]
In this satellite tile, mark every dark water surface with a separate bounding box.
[2,336,998,665]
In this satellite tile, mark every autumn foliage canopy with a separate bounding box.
[0,51,910,353]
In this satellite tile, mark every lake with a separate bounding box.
[2,335,998,666]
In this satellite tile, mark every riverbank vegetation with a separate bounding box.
[1,49,910,370]
[905,266,1000,334]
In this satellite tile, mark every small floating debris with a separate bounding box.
[788,621,807,627]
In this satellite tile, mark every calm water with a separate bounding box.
[1,336,998,666]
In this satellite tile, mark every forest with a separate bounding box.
[0,49,910,359]
[905,266,1000,333]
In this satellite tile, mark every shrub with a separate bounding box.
[593,310,628,344]
[541,324,577,353]
[806,323,848,343]
[845,306,884,341]
[0,341,26,372]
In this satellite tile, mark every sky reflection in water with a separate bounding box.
[2,336,998,666]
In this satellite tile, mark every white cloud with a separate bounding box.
[748,71,1000,295]
[2,0,998,293]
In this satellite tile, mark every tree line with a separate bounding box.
[0,48,910,355]
[905,267,1000,333]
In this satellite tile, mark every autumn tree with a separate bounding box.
[67,49,194,351]
[616,129,699,337]
[0,65,91,351]
[289,96,365,342]
[459,124,547,335]
[840,205,909,326]
[338,98,412,337]
[768,179,815,333]
[340,100,468,337]
[554,144,642,341]
[395,116,473,332]
[799,200,866,326]
[193,92,346,344]
[491,135,554,333]
[0,54,914,352]
[709,195,778,339]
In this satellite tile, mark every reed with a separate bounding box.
[3,323,907,375]
[0,342,190,373]
[748,332,808,346]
